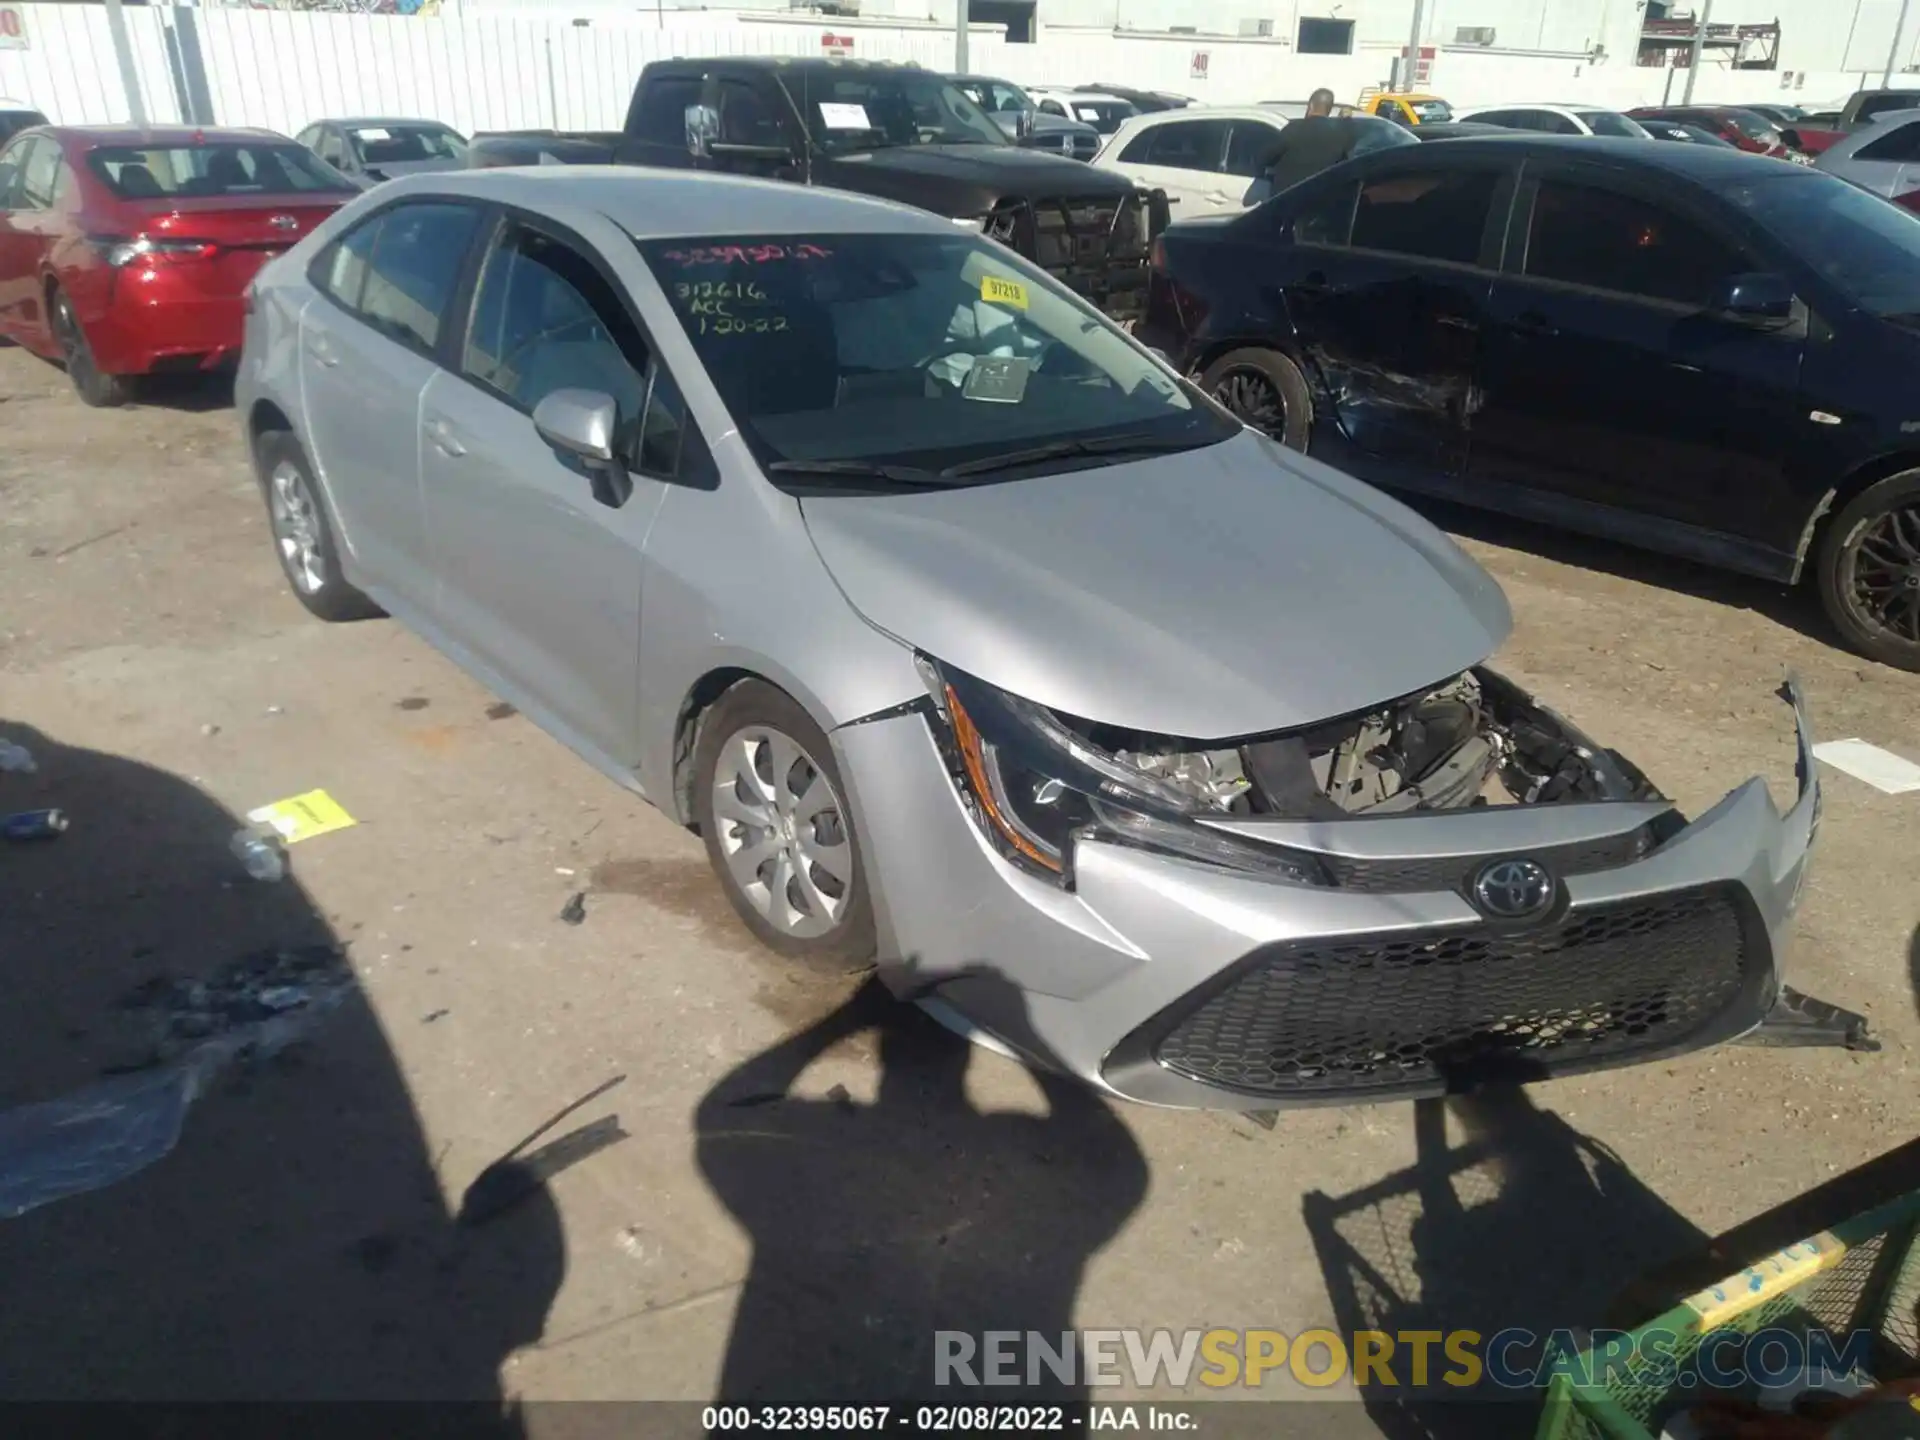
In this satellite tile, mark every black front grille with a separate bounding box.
[1149,885,1757,1099]
[1316,824,1658,894]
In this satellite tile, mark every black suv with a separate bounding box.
[470,59,1159,323]
[1142,135,1920,669]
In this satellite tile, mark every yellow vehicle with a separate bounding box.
[1358,90,1454,126]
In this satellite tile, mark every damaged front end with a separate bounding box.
[918,658,1872,1102]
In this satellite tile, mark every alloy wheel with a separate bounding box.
[711,725,853,940]
[1211,367,1287,435]
[1847,501,1920,644]
[268,460,327,595]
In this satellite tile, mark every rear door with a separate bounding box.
[618,69,704,167]
[1222,118,1287,209]
[418,213,703,769]
[1469,165,1804,533]
[1281,153,1514,479]
[1115,118,1234,215]
[299,199,484,615]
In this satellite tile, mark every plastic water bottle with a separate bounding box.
[0,740,36,774]
[229,826,287,882]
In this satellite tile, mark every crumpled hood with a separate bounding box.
[800,430,1511,739]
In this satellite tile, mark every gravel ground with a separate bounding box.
[1,345,1915,1433]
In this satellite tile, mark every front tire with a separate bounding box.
[1201,346,1314,452]
[51,289,131,409]
[1816,469,1920,672]
[255,431,384,623]
[694,681,876,974]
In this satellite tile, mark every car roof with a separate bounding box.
[1464,102,1612,113]
[1111,105,1287,127]
[43,123,286,146]
[324,116,456,129]
[383,166,953,240]
[1361,132,1806,182]
[1034,88,1127,102]
[647,55,925,76]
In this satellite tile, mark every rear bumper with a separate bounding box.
[833,677,1826,1111]
[75,271,252,376]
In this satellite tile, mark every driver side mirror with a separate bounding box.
[685,103,720,161]
[1711,271,1796,327]
[1014,106,1036,141]
[533,388,632,508]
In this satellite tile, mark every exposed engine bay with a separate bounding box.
[1088,668,1663,820]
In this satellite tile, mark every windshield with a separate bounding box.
[639,232,1234,483]
[1409,99,1454,124]
[787,69,1006,151]
[1731,171,1920,318]
[348,124,467,164]
[86,143,354,199]
[1578,110,1649,138]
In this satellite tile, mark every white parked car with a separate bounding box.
[1026,88,1138,135]
[1094,107,1290,216]
[1454,103,1652,139]
[1815,109,1920,198]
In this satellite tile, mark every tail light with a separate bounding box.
[90,235,222,268]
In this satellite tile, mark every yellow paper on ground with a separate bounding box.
[246,789,357,844]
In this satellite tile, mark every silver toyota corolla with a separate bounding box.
[235,166,1842,1110]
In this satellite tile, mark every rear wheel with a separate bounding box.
[1200,347,1313,452]
[256,431,383,622]
[693,680,876,974]
[1816,468,1920,672]
[51,289,131,409]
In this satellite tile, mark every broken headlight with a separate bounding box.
[920,658,1328,888]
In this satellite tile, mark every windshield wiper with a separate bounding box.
[939,431,1207,479]
[765,458,955,487]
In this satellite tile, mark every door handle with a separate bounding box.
[1509,312,1559,339]
[424,416,467,458]
[1296,271,1331,295]
[1437,314,1479,332]
[304,332,339,367]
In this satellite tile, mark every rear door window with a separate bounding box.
[18,137,64,209]
[1141,119,1230,172]
[632,74,702,145]
[1524,180,1746,307]
[317,202,480,355]
[1351,165,1501,266]
[1856,120,1920,162]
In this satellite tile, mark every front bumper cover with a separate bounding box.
[831,675,1870,1110]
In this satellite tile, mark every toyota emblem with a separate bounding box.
[1472,858,1555,920]
[269,214,299,232]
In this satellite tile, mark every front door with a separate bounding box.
[1469,169,1804,534]
[299,199,482,614]
[0,137,63,344]
[1282,158,1509,479]
[418,214,685,771]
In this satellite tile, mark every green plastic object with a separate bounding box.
[1536,1188,1920,1440]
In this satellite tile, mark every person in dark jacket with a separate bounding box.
[1242,112,1418,206]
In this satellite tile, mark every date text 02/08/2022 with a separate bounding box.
[700,1405,1198,1431]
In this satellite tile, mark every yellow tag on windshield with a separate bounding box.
[980,275,1029,310]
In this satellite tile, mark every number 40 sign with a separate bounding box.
[0,5,28,49]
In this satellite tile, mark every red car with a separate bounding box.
[1627,104,1805,160]
[0,124,354,406]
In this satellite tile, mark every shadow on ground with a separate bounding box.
[16,349,235,412]
[1307,1086,1708,1440]
[695,978,1150,1423]
[0,722,561,1416]
[1408,496,1832,649]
